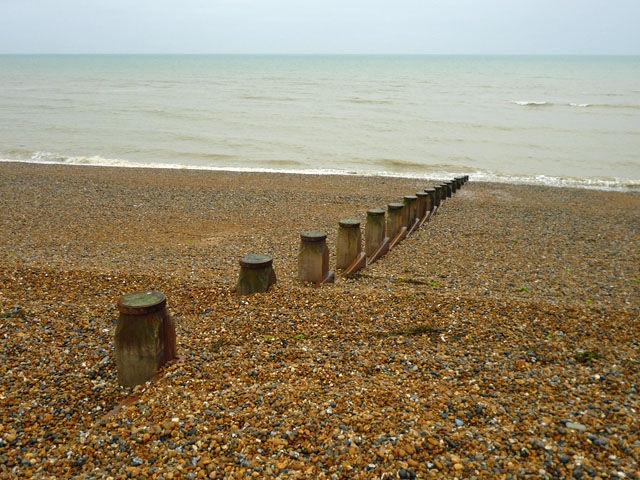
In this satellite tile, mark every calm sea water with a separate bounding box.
[1,55,639,190]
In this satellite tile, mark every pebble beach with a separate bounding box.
[0,161,639,479]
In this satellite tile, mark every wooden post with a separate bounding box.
[115,291,177,387]
[433,185,442,207]
[336,219,361,270]
[387,202,404,239]
[298,231,334,284]
[416,191,429,221]
[424,188,436,212]
[236,254,277,295]
[450,178,457,194]
[439,183,448,201]
[365,208,386,257]
[445,181,453,198]
[403,195,418,228]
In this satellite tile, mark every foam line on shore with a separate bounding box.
[1,157,638,192]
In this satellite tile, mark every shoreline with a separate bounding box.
[1,159,638,193]
[1,160,638,308]
[0,161,638,478]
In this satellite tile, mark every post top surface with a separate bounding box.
[301,230,327,242]
[118,291,166,315]
[424,188,435,192]
[339,218,360,228]
[388,202,404,210]
[239,253,273,269]
[403,195,418,201]
[367,208,385,216]
[416,191,428,197]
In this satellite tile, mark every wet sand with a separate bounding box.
[0,162,639,479]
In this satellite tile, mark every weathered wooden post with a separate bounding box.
[387,203,404,239]
[424,188,436,212]
[336,219,362,270]
[433,185,442,207]
[416,191,429,221]
[236,254,277,295]
[416,191,432,228]
[439,183,448,201]
[298,231,334,284]
[445,181,453,198]
[403,195,417,227]
[388,203,407,250]
[450,178,457,194]
[115,291,177,387]
[365,209,386,257]
[405,195,420,234]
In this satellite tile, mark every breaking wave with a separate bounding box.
[1,154,638,192]
[513,101,552,107]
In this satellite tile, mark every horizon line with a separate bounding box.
[1,52,640,57]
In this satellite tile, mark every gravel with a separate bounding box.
[0,162,638,479]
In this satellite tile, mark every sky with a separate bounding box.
[1,0,639,55]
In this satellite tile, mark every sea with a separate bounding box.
[1,55,639,191]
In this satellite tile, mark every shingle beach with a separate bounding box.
[0,162,638,479]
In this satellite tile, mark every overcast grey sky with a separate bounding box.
[2,0,639,55]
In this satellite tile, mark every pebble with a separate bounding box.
[566,422,587,432]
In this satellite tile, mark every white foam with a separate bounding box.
[513,101,551,106]
[568,103,591,107]
[468,171,639,192]
[1,157,638,192]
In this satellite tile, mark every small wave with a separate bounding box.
[167,151,237,161]
[239,95,298,102]
[593,103,640,111]
[32,151,67,162]
[514,101,639,111]
[469,172,639,192]
[347,98,393,105]
[382,158,426,168]
[513,101,552,107]
[265,159,307,167]
[1,156,637,192]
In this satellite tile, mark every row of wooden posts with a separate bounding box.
[235,175,469,294]
[114,175,469,387]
